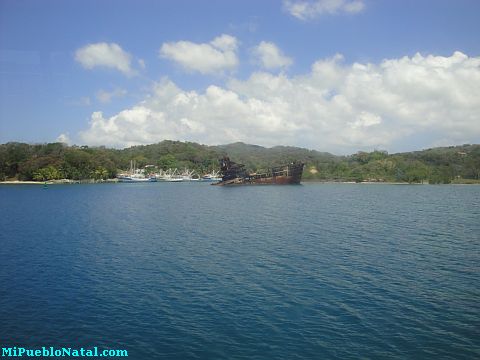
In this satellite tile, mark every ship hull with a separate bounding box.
[118,177,157,182]
[214,176,301,186]
[214,162,304,186]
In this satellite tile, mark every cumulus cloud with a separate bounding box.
[252,41,293,70]
[79,52,480,154]
[56,133,71,145]
[284,0,365,20]
[159,34,238,74]
[96,88,127,104]
[75,42,136,76]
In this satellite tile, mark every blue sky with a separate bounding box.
[1,0,479,154]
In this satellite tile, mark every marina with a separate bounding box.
[117,161,217,183]
[116,157,305,186]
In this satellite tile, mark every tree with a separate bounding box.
[158,154,177,170]
[429,166,454,184]
[92,167,109,180]
[33,166,61,181]
[403,161,429,183]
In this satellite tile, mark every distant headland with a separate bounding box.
[1,141,479,184]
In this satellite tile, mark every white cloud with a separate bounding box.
[349,111,382,129]
[96,88,127,104]
[75,42,136,76]
[79,52,480,154]
[56,133,71,145]
[252,41,293,70]
[284,0,365,20]
[159,34,238,74]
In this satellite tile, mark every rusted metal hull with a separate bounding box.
[214,176,301,186]
[213,162,304,186]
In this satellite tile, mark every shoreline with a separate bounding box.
[1,179,479,185]
[0,179,119,185]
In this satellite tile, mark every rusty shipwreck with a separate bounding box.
[213,157,304,185]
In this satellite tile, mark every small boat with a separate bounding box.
[213,157,304,186]
[180,168,200,181]
[201,170,222,182]
[117,174,157,183]
[156,168,200,182]
[117,160,157,183]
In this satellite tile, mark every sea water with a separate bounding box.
[0,183,479,359]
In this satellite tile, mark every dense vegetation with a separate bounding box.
[0,141,479,184]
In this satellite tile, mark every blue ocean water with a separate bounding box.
[0,183,479,359]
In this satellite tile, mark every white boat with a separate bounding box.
[117,161,157,182]
[201,170,222,182]
[117,174,157,182]
[156,168,200,182]
[180,168,200,181]
[155,168,183,182]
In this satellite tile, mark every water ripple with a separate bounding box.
[0,183,479,359]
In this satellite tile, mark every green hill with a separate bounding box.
[0,140,479,184]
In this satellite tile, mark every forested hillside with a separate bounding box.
[1,141,479,184]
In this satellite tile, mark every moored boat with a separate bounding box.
[201,170,222,182]
[117,160,157,182]
[117,174,157,182]
[156,168,199,182]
